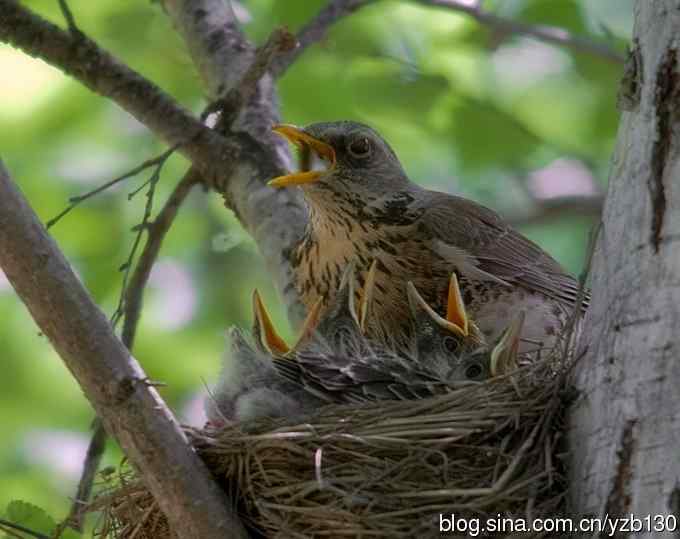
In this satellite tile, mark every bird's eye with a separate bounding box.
[443,336,459,353]
[464,362,484,380]
[348,137,371,159]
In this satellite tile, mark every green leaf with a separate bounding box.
[518,0,587,34]
[1,500,55,538]
[59,528,82,539]
[444,97,541,171]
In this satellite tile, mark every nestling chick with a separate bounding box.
[204,326,323,427]
[207,263,524,424]
[272,265,525,403]
[252,260,377,357]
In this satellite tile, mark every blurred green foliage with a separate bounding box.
[0,0,629,528]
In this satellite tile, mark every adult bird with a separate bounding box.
[269,121,586,354]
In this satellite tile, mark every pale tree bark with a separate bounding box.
[569,1,680,535]
[160,0,309,327]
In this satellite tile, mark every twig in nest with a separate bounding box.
[46,148,176,230]
[559,221,600,360]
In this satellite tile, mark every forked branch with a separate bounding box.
[0,160,246,538]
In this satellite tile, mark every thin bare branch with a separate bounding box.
[62,417,107,532]
[0,160,246,538]
[56,0,80,35]
[121,170,199,347]
[271,0,377,77]
[111,152,173,328]
[414,0,624,63]
[46,148,176,229]
[203,26,297,125]
[0,519,49,539]
[0,1,233,182]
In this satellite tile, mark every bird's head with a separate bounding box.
[250,260,376,356]
[313,259,377,350]
[489,311,525,377]
[406,274,489,382]
[268,121,411,204]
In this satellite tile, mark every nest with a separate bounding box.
[91,357,569,539]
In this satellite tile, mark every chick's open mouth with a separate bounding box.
[268,124,336,187]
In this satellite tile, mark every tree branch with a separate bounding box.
[271,0,377,77]
[1,0,307,323]
[414,0,625,64]
[62,418,107,532]
[161,0,309,327]
[46,148,177,230]
[56,0,81,36]
[122,170,199,347]
[0,0,232,183]
[160,0,252,99]
[203,26,297,126]
[68,169,199,532]
[0,160,247,538]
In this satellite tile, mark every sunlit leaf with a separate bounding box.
[1,500,56,538]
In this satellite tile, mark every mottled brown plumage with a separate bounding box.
[270,121,585,355]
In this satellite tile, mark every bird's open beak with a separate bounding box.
[252,290,290,355]
[445,273,469,336]
[406,280,468,337]
[358,260,378,333]
[490,311,525,376]
[268,124,336,187]
[252,289,324,355]
[292,297,324,349]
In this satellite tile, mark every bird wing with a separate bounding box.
[273,349,450,403]
[420,192,588,308]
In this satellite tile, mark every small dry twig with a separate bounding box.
[46,148,176,230]
[272,0,376,77]
[56,0,81,36]
[110,151,174,328]
[62,418,108,532]
[415,0,624,64]
[203,26,297,128]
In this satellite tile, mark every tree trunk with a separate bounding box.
[568,1,680,535]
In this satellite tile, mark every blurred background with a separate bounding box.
[0,0,630,524]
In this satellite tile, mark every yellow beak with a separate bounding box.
[406,281,468,338]
[446,273,469,336]
[252,290,290,356]
[268,124,336,187]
